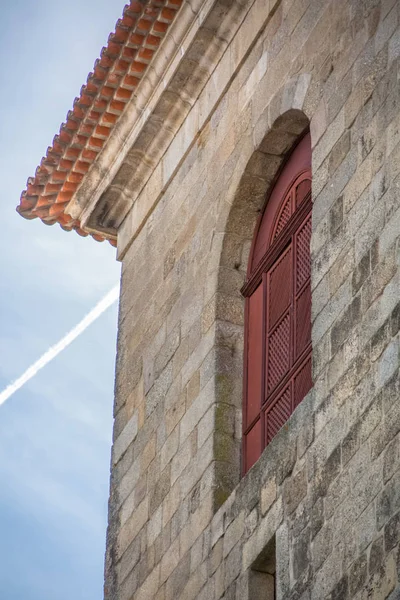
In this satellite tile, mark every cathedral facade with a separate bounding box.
[19,0,400,598]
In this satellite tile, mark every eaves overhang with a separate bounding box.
[71,0,260,256]
[16,0,183,246]
[17,0,280,253]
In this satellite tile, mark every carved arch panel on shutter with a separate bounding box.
[242,133,312,474]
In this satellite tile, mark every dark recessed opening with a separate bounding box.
[249,536,276,599]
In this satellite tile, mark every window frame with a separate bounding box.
[241,133,312,474]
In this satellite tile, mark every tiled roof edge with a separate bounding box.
[17,0,182,246]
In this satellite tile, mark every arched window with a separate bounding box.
[242,133,312,473]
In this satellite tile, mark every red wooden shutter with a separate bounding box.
[246,285,263,425]
[243,133,312,474]
[266,245,292,396]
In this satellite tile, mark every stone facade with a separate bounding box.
[104,0,400,598]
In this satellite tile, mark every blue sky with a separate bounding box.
[0,2,123,598]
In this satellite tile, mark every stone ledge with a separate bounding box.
[211,384,316,534]
[68,0,212,230]
[116,0,281,260]
[69,0,269,241]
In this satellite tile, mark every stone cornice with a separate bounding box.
[68,0,279,256]
[79,0,256,240]
[16,0,183,245]
[69,0,213,234]
[115,0,280,259]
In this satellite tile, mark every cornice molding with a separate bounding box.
[71,0,280,257]
[69,0,230,234]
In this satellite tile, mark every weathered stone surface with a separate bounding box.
[103,0,400,598]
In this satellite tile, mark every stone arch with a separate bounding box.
[222,108,310,267]
[211,100,311,500]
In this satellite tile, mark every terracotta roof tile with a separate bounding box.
[17,0,182,246]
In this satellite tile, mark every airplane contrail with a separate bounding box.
[0,285,120,406]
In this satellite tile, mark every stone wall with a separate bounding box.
[105,0,400,598]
